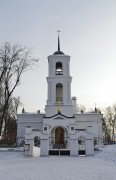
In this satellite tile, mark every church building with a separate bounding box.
[17,34,103,156]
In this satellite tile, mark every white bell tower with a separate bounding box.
[45,32,74,117]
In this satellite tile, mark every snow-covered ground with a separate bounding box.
[0,145,116,180]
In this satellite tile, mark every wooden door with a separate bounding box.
[55,127,64,144]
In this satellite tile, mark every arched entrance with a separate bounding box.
[49,126,70,155]
[33,136,41,157]
[34,136,40,147]
[55,127,64,144]
[78,136,85,155]
[24,127,49,157]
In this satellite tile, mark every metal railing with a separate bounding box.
[53,144,66,149]
[56,71,63,75]
[49,137,70,149]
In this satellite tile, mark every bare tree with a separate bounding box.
[77,104,86,112]
[0,42,38,135]
[112,104,116,142]
[2,96,21,145]
[103,104,116,144]
[102,116,111,144]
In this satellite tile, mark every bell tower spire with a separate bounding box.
[53,30,64,55]
[57,30,61,51]
[45,33,74,117]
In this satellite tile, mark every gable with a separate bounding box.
[54,115,65,120]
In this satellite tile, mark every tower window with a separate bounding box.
[56,62,63,75]
[56,83,63,102]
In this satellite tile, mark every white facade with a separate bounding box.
[17,38,103,156]
[45,54,74,117]
[17,113,43,145]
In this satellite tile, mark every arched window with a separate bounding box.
[34,136,40,147]
[56,62,63,75]
[56,83,63,102]
[78,136,85,150]
[78,136,86,155]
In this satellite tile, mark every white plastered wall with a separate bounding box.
[17,113,43,145]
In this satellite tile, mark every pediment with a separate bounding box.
[54,115,65,120]
[44,112,74,119]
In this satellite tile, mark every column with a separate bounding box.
[85,139,94,156]
[70,139,78,156]
[40,139,49,157]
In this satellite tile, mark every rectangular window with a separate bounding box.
[71,127,74,131]
[44,127,47,131]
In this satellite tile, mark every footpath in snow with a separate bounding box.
[0,145,116,180]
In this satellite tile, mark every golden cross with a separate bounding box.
[57,30,61,36]
[58,98,61,114]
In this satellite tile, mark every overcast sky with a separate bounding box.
[0,0,116,112]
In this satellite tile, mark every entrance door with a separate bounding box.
[78,136,85,155]
[55,127,64,144]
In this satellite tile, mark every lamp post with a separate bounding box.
[24,144,30,156]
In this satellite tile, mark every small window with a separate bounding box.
[44,127,47,131]
[71,127,74,131]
